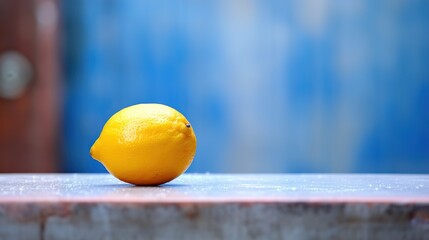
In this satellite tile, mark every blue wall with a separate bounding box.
[62,0,429,173]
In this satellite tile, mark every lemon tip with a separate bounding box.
[89,142,99,161]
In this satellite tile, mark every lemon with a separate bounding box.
[90,103,197,186]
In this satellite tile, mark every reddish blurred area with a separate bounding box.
[0,0,59,172]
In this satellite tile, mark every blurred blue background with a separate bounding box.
[61,0,429,173]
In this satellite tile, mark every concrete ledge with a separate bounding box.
[0,174,428,239]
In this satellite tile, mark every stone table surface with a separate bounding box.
[0,174,429,240]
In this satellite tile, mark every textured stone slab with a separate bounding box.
[0,174,428,239]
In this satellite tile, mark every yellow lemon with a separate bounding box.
[90,103,197,186]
